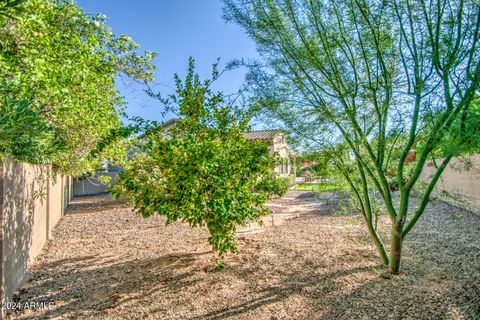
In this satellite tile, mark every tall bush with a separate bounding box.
[113,59,284,267]
[0,0,156,173]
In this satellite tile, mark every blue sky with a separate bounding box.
[77,0,258,123]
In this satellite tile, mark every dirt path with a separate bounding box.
[239,191,326,234]
[8,191,480,319]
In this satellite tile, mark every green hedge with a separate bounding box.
[278,175,296,187]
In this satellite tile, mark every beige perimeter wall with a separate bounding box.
[0,159,71,306]
[420,154,480,212]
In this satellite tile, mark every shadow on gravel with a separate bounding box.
[10,251,210,319]
[194,256,479,320]
[194,204,480,320]
[292,191,317,199]
[9,192,480,319]
[193,265,379,320]
[312,191,356,216]
[12,247,478,320]
[65,194,128,214]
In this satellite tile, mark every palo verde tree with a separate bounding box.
[224,0,480,274]
[0,0,156,174]
[112,59,285,268]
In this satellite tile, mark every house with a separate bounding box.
[136,120,296,177]
[73,121,295,196]
[243,130,295,177]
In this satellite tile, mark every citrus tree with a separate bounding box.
[113,59,286,268]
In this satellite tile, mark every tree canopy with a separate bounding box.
[113,59,286,268]
[0,0,156,174]
[224,0,480,274]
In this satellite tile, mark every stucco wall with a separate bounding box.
[420,154,480,212]
[1,159,68,305]
[272,133,295,176]
[47,173,63,239]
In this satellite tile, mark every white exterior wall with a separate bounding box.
[271,133,292,176]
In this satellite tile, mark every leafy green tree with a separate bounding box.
[0,80,63,163]
[0,0,26,18]
[296,150,333,177]
[0,0,156,174]
[113,59,284,268]
[224,0,480,274]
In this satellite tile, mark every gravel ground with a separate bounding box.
[8,191,480,320]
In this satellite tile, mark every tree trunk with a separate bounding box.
[389,222,403,274]
[374,236,390,266]
[361,209,389,266]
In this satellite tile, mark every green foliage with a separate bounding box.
[0,0,25,18]
[256,174,289,196]
[224,0,480,274]
[442,97,480,155]
[0,79,63,163]
[0,0,156,174]
[113,59,282,264]
[279,175,296,187]
[298,150,336,177]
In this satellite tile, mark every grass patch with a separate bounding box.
[294,183,347,192]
